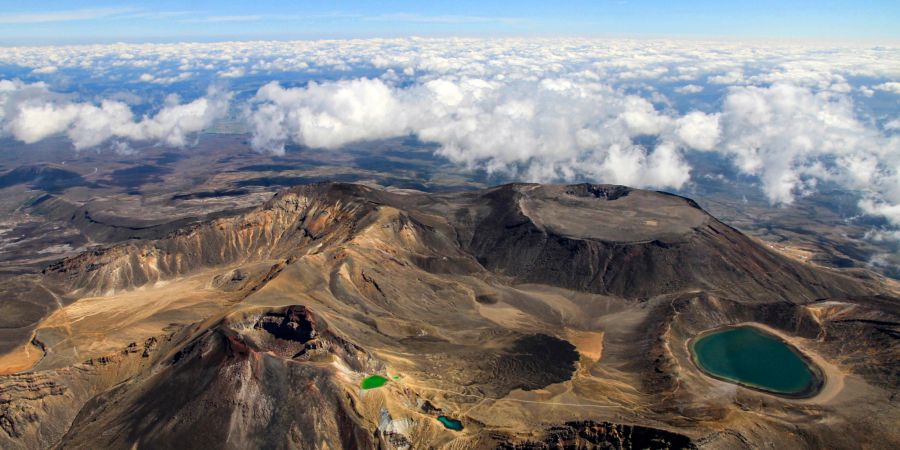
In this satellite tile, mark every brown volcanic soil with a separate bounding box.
[0,182,897,449]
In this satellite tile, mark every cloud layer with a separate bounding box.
[0,37,898,228]
[3,38,899,90]
[1,80,230,149]
[719,83,899,211]
[247,77,717,188]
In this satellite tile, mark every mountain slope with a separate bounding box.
[0,182,896,449]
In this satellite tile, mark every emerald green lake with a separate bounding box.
[691,326,820,397]
[437,416,463,431]
[360,375,389,390]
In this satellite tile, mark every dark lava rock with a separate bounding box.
[0,165,88,193]
[564,183,632,200]
[481,334,579,393]
[496,420,695,450]
[256,305,317,343]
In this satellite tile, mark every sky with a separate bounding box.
[0,1,899,45]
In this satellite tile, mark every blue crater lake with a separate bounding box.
[437,416,463,431]
[691,326,822,397]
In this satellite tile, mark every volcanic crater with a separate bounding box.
[0,182,897,449]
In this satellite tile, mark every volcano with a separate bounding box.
[0,182,897,449]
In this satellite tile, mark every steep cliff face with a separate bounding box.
[0,330,180,449]
[29,194,211,242]
[41,184,376,296]
[496,420,695,450]
[57,305,377,450]
[455,184,868,301]
[35,182,869,301]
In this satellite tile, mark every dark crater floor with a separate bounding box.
[480,334,579,394]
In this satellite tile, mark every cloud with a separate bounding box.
[247,79,407,153]
[246,73,898,228]
[116,10,197,21]
[368,13,523,24]
[184,15,263,23]
[138,72,193,84]
[247,76,706,189]
[30,65,58,75]
[708,70,744,85]
[0,37,898,230]
[0,80,230,149]
[2,39,897,97]
[716,83,899,223]
[675,111,720,151]
[674,84,704,94]
[0,8,133,24]
[874,82,900,94]
[218,67,246,78]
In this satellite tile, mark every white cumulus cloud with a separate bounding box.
[674,84,704,94]
[717,83,899,222]
[246,76,712,189]
[874,82,900,94]
[0,38,898,231]
[0,80,230,149]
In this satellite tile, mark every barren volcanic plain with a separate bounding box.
[1,181,898,449]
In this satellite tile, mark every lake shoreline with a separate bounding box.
[688,323,827,400]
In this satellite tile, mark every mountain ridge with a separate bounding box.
[0,182,897,449]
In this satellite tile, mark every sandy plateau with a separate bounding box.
[0,337,43,376]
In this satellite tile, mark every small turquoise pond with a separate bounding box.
[437,416,463,431]
[360,375,389,390]
[691,326,822,397]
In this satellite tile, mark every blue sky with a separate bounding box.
[0,1,898,44]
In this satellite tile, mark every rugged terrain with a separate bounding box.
[1,182,898,449]
[1,137,895,282]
